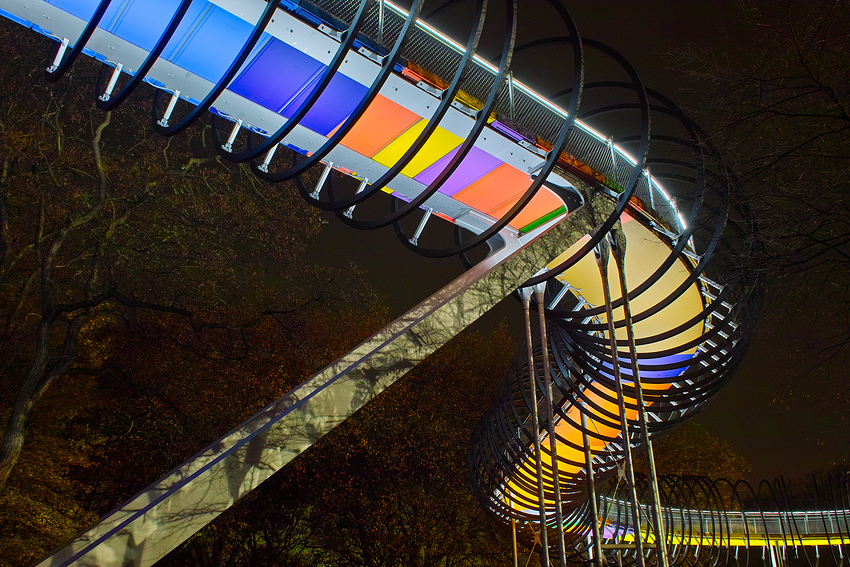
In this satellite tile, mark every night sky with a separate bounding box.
[307,0,847,482]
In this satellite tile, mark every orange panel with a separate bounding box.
[452,164,531,215]
[340,95,421,157]
[489,187,564,229]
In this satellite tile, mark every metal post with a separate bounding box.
[645,168,655,211]
[344,178,370,219]
[508,71,516,120]
[520,287,550,567]
[409,207,433,246]
[310,161,334,199]
[593,235,645,567]
[47,37,70,73]
[534,281,567,566]
[769,543,779,567]
[99,63,123,102]
[259,143,278,173]
[609,231,669,567]
[608,137,618,185]
[377,0,385,44]
[221,118,243,153]
[582,407,605,567]
[157,90,181,128]
[511,517,519,567]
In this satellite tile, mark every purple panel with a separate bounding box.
[601,353,693,382]
[491,119,535,144]
[491,120,525,143]
[230,38,324,113]
[284,73,368,137]
[414,146,502,197]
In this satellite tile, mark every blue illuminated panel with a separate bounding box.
[602,353,694,381]
[164,4,253,82]
[104,0,181,50]
[231,37,367,137]
[231,38,324,113]
[284,73,366,136]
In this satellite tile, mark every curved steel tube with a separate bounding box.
[44,0,112,82]
[150,0,282,137]
[96,0,193,110]
[28,1,812,563]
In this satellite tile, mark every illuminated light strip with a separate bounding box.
[617,532,850,548]
[383,0,688,233]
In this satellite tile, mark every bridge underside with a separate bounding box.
[2,1,845,566]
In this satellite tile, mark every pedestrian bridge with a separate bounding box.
[0,1,844,565]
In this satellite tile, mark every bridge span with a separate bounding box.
[0,0,843,565]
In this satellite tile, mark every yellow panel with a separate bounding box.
[503,211,707,516]
[547,213,704,354]
[372,119,462,178]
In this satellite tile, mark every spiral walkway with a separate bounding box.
[0,0,846,566]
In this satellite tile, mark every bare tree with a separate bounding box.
[0,23,371,494]
[676,0,850,379]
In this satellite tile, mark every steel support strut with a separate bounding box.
[33,215,577,567]
[610,230,669,567]
[594,234,646,567]
[582,407,604,567]
[520,286,550,567]
[534,281,568,566]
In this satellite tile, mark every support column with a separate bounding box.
[582,408,604,567]
[594,234,646,567]
[520,287,550,567]
[609,230,669,567]
[534,281,568,566]
[511,517,519,567]
[35,215,582,567]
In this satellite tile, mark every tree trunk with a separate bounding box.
[0,312,88,492]
[0,390,32,491]
[0,313,54,490]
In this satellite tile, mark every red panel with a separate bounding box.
[452,164,531,214]
[489,187,565,229]
[340,95,420,157]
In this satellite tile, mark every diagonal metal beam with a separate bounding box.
[36,214,587,567]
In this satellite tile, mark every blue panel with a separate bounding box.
[45,0,99,21]
[105,0,182,50]
[601,353,693,381]
[160,1,208,61]
[230,38,324,113]
[285,73,367,137]
[165,5,252,82]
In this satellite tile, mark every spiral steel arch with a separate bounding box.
[4,1,846,566]
[465,27,765,566]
